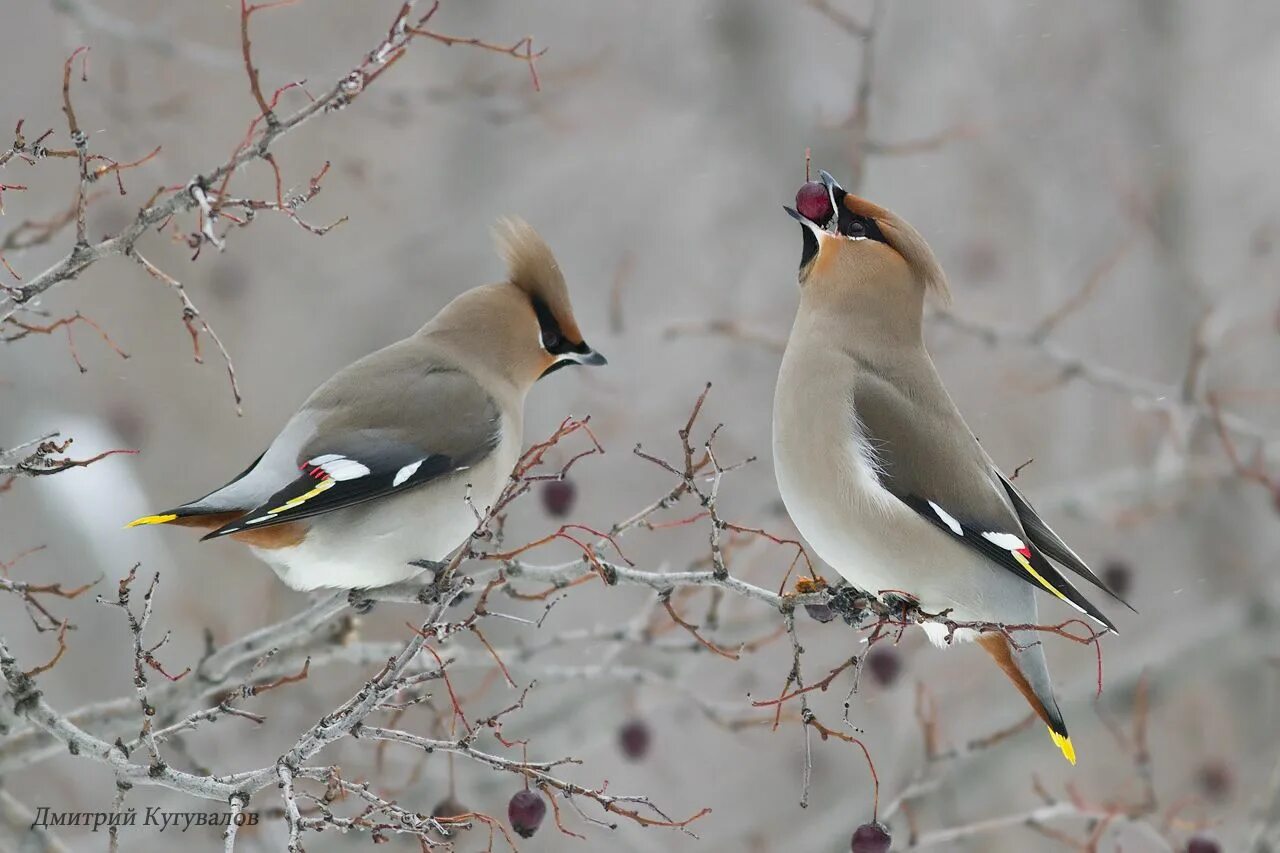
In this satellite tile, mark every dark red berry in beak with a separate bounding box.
[619,719,651,761]
[1187,837,1221,853]
[851,822,891,853]
[508,790,546,838]
[796,181,833,223]
[541,479,576,518]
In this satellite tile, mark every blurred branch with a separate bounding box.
[664,306,1278,447]
[0,432,135,479]
[1247,749,1280,852]
[2,0,546,398]
[0,390,1143,848]
[0,787,72,853]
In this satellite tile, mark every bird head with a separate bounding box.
[784,171,949,307]
[421,219,605,389]
[492,217,606,381]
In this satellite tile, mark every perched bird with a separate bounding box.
[774,172,1131,764]
[128,219,605,591]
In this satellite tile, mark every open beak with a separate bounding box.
[785,170,846,236]
[818,171,847,229]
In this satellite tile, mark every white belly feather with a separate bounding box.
[773,341,1027,642]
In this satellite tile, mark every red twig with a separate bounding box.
[803,709,880,819]
[2,310,129,372]
[246,656,311,696]
[751,656,857,709]
[660,593,740,660]
[22,620,70,677]
[469,625,516,689]
[414,640,473,736]
[240,0,301,124]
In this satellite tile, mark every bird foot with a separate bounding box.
[829,585,880,627]
[347,588,376,614]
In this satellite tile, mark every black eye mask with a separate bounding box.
[829,186,888,244]
[838,208,888,243]
[531,296,575,356]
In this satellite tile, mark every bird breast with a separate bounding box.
[774,339,906,590]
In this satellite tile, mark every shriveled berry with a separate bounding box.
[507,789,546,838]
[541,479,576,518]
[432,797,467,819]
[795,181,833,223]
[805,603,836,623]
[1102,560,1132,598]
[1186,836,1221,853]
[1196,760,1233,801]
[865,646,901,688]
[851,821,891,853]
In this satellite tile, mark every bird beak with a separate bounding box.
[539,345,606,379]
[784,205,829,239]
[574,347,607,367]
[818,170,846,231]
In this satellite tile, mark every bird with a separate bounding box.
[773,171,1132,764]
[127,219,605,592]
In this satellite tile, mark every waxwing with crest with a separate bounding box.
[774,171,1133,765]
[128,219,605,591]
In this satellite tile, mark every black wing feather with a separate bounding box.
[901,495,1118,632]
[997,473,1136,613]
[202,421,501,539]
[202,453,461,538]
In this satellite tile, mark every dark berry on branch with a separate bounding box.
[541,479,576,518]
[508,789,546,838]
[619,718,651,761]
[851,821,891,853]
[431,797,467,819]
[805,603,836,623]
[1102,560,1132,598]
[866,646,902,688]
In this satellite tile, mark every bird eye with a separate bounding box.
[543,331,561,350]
[846,219,866,238]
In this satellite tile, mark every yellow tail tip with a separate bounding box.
[125,513,177,528]
[1049,728,1077,765]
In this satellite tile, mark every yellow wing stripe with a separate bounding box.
[1049,728,1077,765]
[267,477,335,515]
[1012,550,1069,603]
[125,513,178,528]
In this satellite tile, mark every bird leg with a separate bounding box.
[829,584,881,627]
[346,587,376,614]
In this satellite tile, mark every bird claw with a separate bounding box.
[347,588,376,614]
[829,585,880,627]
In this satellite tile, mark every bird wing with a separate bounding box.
[203,353,503,538]
[852,367,1116,631]
[996,472,1135,612]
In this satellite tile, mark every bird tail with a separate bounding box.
[977,632,1076,765]
[125,507,240,530]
